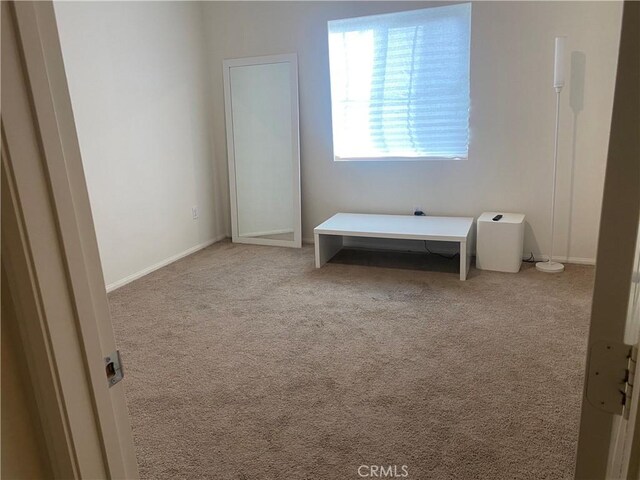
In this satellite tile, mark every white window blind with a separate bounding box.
[328,3,471,161]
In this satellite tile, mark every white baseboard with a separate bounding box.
[105,235,594,292]
[106,234,227,292]
[541,255,596,266]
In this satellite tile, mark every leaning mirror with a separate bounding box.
[223,53,301,248]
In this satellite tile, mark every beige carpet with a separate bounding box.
[109,240,594,480]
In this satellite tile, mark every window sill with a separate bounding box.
[334,156,468,162]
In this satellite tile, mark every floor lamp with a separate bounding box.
[537,36,566,273]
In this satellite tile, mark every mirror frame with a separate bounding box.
[222,53,302,248]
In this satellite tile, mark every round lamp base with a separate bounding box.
[535,261,565,273]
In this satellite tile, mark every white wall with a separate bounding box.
[55,1,224,289]
[203,1,622,263]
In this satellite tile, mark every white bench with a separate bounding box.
[314,213,475,280]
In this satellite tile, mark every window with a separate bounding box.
[327,3,471,161]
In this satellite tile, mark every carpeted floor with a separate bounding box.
[109,240,594,480]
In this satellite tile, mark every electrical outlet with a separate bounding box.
[192,206,199,220]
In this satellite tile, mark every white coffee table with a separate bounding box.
[314,213,475,280]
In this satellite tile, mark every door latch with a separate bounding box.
[105,350,124,388]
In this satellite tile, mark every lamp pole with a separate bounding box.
[537,36,566,273]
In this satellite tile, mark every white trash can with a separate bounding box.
[476,212,525,273]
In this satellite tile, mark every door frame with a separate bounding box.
[222,53,302,249]
[613,214,640,478]
[3,0,638,478]
[574,2,640,478]
[1,1,138,478]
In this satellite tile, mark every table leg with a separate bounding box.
[315,233,343,268]
[460,240,470,281]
